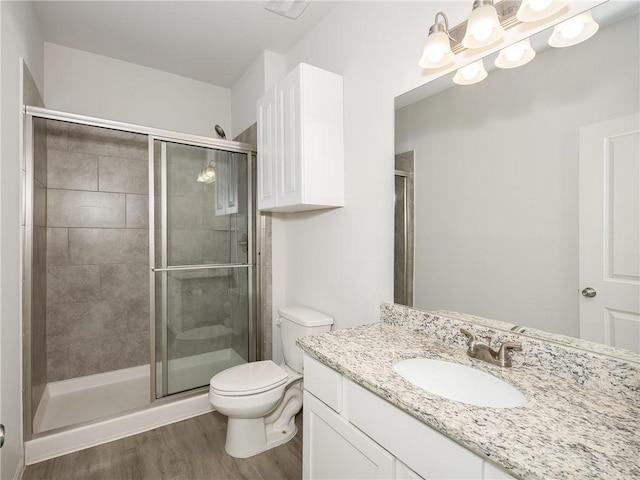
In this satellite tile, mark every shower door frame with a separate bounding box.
[22,106,260,439]
[148,135,257,400]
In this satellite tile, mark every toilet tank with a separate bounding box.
[279,306,333,374]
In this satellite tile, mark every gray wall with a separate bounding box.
[395,14,640,337]
[45,120,150,381]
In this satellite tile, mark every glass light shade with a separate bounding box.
[495,38,536,69]
[264,0,309,19]
[462,4,505,49]
[517,0,568,23]
[453,59,488,85]
[202,165,216,181]
[419,31,455,69]
[548,11,599,48]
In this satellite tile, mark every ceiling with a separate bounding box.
[32,1,338,88]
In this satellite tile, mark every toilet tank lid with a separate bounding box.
[279,306,334,327]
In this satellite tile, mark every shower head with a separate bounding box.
[214,125,226,140]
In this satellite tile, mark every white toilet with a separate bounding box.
[209,305,333,458]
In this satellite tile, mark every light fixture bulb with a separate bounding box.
[548,11,599,48]
[517,0,567,22]
[462,2,505,50]
[495,38,536,69]
[529,0,552,12]
[505,45,524,62]
[453,59,488,85]
[419,13,454,69]
[560,18,584,39]
[203,165,216,181]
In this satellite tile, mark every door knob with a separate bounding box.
[581,287,597,298]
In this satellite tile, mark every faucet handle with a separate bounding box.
[460,328,476,344]
[497,342,522,367]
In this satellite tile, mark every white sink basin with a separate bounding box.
[393,358,527,408]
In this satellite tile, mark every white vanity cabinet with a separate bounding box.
[257,63,344,212]
[303,355,517,480]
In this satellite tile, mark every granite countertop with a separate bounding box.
[297,322,640,480]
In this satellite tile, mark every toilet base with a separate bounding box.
[224,415,298,458]
[265,416,297,450]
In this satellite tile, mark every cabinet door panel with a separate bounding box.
[277,71,302,207]
[257,89,277,210]
[304,392,394,480]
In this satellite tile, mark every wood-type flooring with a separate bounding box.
[23,411,302,480]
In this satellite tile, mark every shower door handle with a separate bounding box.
[0,423,5,448]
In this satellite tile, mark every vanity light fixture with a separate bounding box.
[462,0,506,49]
[419,12,455,69]
[516,0,568,22]
[548,11,599,47]
[495,38,536,68]
[453,59,488,85]
[418,1,601,86]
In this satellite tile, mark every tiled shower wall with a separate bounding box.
[45,121,150,381]
[233,124,272,360]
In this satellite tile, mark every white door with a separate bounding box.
[579,113,640,352]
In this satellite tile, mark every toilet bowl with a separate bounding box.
[209,306,333,458]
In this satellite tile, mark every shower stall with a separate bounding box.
[22,108,259,455]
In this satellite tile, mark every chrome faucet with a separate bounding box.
[460,329,522,368]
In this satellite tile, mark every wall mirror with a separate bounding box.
[394,1,640,356]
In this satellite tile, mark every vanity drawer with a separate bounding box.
[343,379,483,479]
[304,354,343,412]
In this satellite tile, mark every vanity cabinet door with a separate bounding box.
[303,392,394,480]
[395,460,425,480]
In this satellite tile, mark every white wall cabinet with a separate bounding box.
[303,355,517,480]
[257,63,344,212]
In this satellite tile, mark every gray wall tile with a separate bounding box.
[126,297,150,333]
[167,196,202,230]
[47,301,128,341]
[100,263,149,300]
[99,156,148,194]
[46,336,70,382]
[47,190,125,228]
[47,150,98,191]
[47,265,101,305]
[34,180,47,228]
[47,120,68,151]
[126,194,148,228]
[48,332,149,381]
[47,228,69,266]
[67,123,147,160]
[34,118,48,186]
[167,229,230,265]
[69,228,147,265]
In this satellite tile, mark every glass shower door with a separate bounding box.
[152,140,254,397]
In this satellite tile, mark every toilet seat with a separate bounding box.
[210,360,288,396]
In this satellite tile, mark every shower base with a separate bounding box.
[33,365,148,433]
[27,348,245,464]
